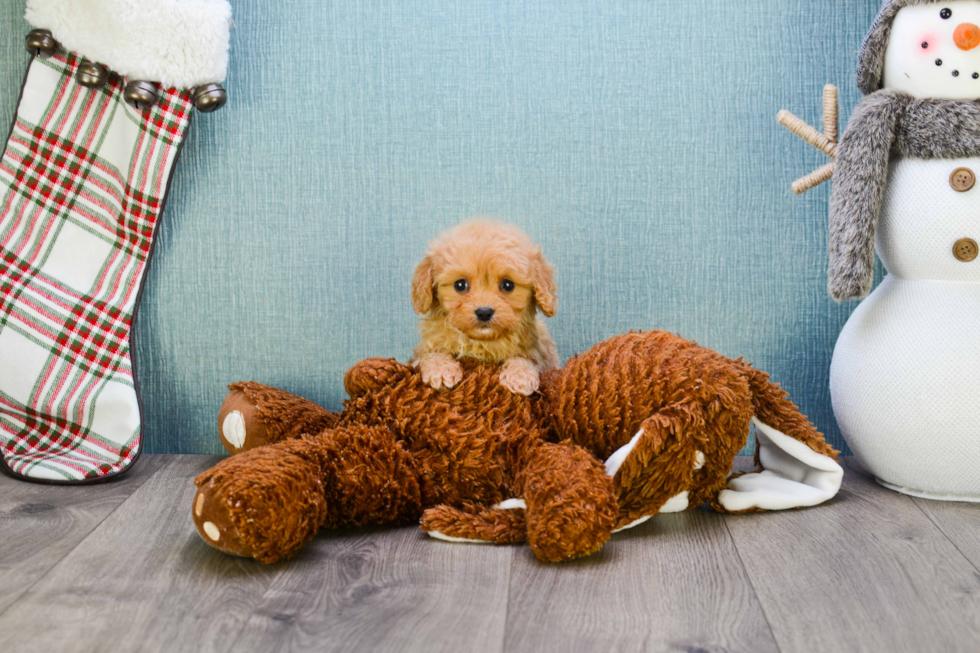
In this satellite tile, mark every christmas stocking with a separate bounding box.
[0,0,231,482]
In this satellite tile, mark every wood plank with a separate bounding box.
[0,454,283,653]
[855,463,980,572]
[852,456,980,572]
[913,499,980,571]
[229,526,513,653]
[0,454,166,615]
[503,508,779,653]
[726,458,980,653]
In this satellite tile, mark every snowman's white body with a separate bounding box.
[828,2,980,499]
[831,156,980,499]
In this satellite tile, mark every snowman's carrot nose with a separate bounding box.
[954,23,980,50]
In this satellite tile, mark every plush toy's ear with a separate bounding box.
[411,255,436,314]
[531,250,557,317]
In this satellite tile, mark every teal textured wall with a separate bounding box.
[0,1,883,455]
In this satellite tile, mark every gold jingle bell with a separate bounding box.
[25,29,57,59]
[193,83,227,113]
[124,80,158,111]
[76,61,109,89]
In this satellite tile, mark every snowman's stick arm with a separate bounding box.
[777,110,838,159]
[777,84,839,194]
[792,161,836,195]
[823,85,838,143]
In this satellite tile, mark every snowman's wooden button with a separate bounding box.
[950,167,976,192]
[953,238,979,262]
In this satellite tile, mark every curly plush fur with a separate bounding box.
[194,331,837,564]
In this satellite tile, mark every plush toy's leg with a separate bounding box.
[193,425,422,563]
[605,408,713,531]
[514,440,617,562]
[710,365,843,513]
[216,382,340,454]
[422,442,616,561]
[420,502,527,544]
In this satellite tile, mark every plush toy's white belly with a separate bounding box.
[832,156,980,499]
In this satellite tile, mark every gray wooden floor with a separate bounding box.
[2,456,980,653]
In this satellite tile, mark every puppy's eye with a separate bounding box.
[942,8,952,19]
[500,279,515,292]
[453,279,468,293]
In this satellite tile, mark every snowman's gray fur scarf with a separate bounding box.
[829,90,980,300]
[858,0,943,95]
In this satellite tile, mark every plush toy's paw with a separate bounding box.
[498,357,540,396]
[192,478,255,559]
[416,352,464,390]
[192,439,329,564]
[217,385,271,454]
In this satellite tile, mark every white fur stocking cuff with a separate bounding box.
[25,0,232,89]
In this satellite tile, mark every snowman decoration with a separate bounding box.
[781,0,980,500]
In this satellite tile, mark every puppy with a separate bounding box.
[410,220,560,396]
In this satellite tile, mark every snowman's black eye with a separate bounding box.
[954,70,961,77]
[922,41,929,48]
[454,279,468,293]
[941,8,952,19]
[973,72,979,79]
[937,59,944,66]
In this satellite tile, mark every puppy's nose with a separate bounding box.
[475,307,495,322]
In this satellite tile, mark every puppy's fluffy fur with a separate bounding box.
[411,220,560,395]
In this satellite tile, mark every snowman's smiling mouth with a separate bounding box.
[933,55,979,79]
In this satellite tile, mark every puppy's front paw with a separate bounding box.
[417,353,464,390]
[499,358,540,396]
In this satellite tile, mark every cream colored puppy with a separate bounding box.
[410,220,559,395]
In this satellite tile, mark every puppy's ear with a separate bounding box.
[411,255,437,314]
[531,250,557,317]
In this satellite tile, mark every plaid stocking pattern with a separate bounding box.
[0,51,192,482]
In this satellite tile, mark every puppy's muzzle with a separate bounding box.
[475,307,495,323]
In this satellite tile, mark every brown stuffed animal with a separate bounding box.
[192,331,841,564]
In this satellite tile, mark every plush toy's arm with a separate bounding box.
[345,357,416,397]
[827,90,907,301]
[513,441,617,562]
[217,382,340,454]
[194,424,423,564]
[421,440,616,561]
